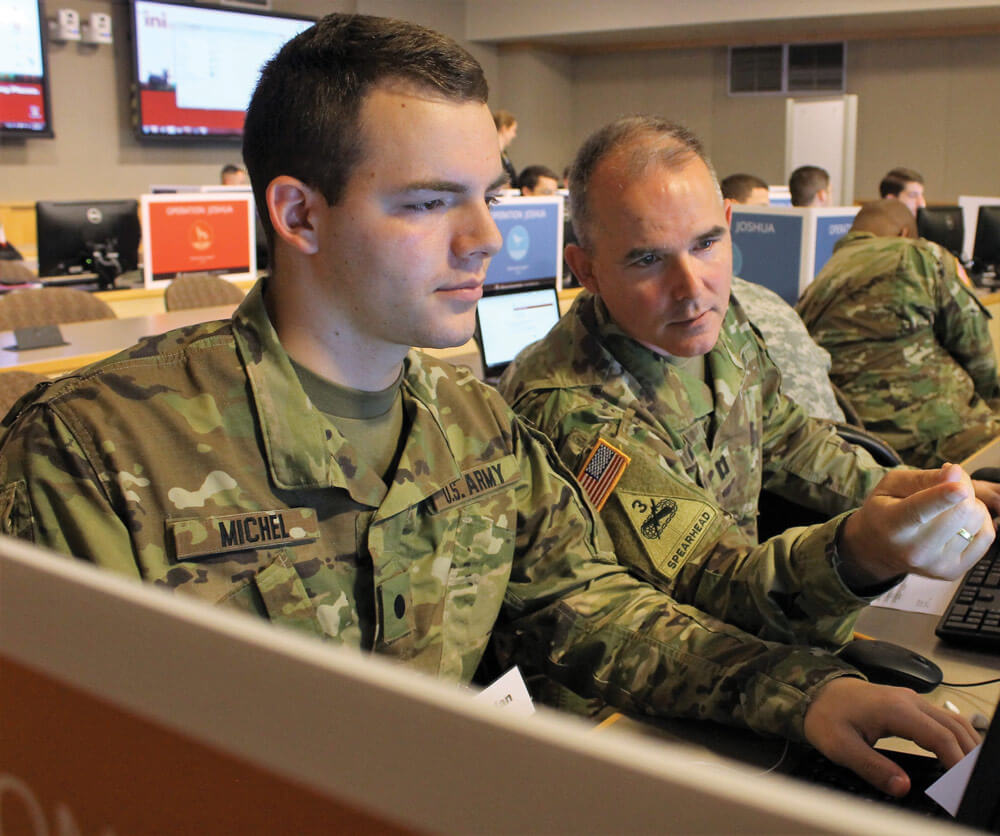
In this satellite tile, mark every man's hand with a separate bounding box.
[972,478,1000,516]
[839,463,993,587]
[803,677,980,797]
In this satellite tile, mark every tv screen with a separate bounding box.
[129,0,313,142]
[485,196,564,290]
[0,0,54,137]
[36,200,141,288]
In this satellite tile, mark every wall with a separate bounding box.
[501,33,1000,203]
[0,0,494,205]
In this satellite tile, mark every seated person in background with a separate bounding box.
[519,165,560,197]
[798,199,1000,468]
[0,18,986,799]
[221,163,249,186]
[730,276,845,422]
[879,166,926,215]
[790,165,830,207]
[721,172,770,206]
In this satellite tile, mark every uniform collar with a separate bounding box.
[232,281,462,511]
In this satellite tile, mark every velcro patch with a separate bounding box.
[617,490,718,580]
[430,455,520,513]
[576,439,630,511]
[169,507,320,560]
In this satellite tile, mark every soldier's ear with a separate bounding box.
[267,176,323,255]
[565,243,599,294]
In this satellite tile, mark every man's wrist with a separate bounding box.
[834,513,903,595]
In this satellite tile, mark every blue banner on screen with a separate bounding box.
[731,212,803,305]
[814,214,856,276]
[485,197,563,288]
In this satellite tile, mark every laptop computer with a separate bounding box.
[789,694,1000,830]
[474,285,561,384]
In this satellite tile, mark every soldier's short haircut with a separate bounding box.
[243,13,488,246]
[879,167,925,198]
[789,165,830,207]
[851,198,919,238]
[569,116,717,250]
[519,164,559,193]
[721,173,769,203]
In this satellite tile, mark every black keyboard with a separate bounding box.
[936,539,1000,649]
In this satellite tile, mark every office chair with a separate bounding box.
[757,422,903,542]
[0,287,116,332]
[0,370,48,419]
[0,260,38,285]
[164,274,245,311]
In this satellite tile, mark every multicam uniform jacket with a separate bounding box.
[797,231,1000,468]
[499,291,889,649]
[0,281,863,740]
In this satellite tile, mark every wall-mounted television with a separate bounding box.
[129,0,313,142]
[0,0,54,138]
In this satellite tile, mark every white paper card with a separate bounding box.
[473,666,535,716]
[871,574,961,615]
[925,744,981,816]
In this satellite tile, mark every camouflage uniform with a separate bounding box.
[731,277,845,422]
[0,281,864,740]
[499,291,889,646]
[797,231,1000,468]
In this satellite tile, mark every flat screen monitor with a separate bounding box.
[140,192,256,287]
[129,0,313,142]
[972,205,1000,273]
[36,200,141,287]
[475,285,560,380]
[0,0,54,137]
[485,196,564,290]
[917,205,964,257]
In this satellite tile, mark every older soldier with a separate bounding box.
[0,22,985,799]
[798,199,1000,467]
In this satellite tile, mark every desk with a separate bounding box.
[0,306,238,377]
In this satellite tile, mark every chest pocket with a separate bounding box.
[441,510,515,681]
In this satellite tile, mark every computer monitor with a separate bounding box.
[475,285,560,381]
[972,205,1000,275]
[485,196,564,290]
[140,192,256,287]
[917,206,964,257]
[35,200,141,288]
[129,0,313,142]
[0,0,54,138]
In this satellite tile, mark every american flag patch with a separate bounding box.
[576,439,630,511]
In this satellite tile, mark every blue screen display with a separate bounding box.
[730,212,803,305]
[814,214,856,275]
[485,198,562,287]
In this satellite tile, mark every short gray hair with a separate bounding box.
[568,116,717,250]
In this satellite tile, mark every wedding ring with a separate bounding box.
[955,527,974,543]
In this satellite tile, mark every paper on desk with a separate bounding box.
[871,574,962,615]
[926,743,981,816]
[473,666,535,716]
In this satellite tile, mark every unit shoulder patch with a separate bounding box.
[616,489,719,580]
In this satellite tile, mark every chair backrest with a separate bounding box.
[0,370,48,418]
[0,260,38,285]
[164,274,246,311]
[0,287,116,331]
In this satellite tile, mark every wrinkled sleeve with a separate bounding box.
[753,334,888,514]
[932,250,1000,402]
[494,411,861,741]
[0,401,140,578]
[509,387,874,650]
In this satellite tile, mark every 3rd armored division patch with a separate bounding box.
[616,489,718,580]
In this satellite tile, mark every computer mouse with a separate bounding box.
[836,639,943,693]
[970,467,1000,483]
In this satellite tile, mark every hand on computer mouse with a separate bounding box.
[803,677,979,798]
[839,464,993,585]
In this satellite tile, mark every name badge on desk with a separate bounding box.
[6,325,68,352]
